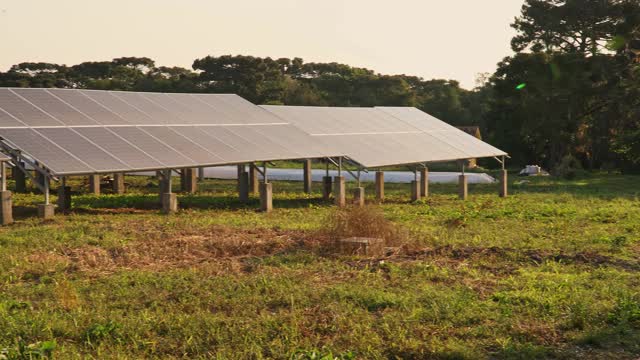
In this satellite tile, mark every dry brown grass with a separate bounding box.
[18,226,316,277]
[320,205,414,252]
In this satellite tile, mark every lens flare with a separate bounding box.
[516,83,527,90]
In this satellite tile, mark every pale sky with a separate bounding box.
[0,0,524,89]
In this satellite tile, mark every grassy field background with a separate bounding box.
[0,173,639,359]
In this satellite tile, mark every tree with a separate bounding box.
[511,0,624,54]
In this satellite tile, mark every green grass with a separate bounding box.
[1,173,639,359]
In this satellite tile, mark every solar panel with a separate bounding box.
[74,127,165,169]
[168,94,232,124]
[0,89,63,127]
[139,126,225,164]
[0,88,340,176]
[108,126,196,168]
[261,105,507,168]
[47,89,128,126]
[111,92,179,124]
[377,107,507,158]
[168,126,246,163]
[81,90,153,125]
[12,88,99,126]
[0,106,25,128]
[0,128,93,174]
[36,128,131,172]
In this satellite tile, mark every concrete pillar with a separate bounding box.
[322,176,332,201]
[411,180,421,202]
[459,175,468,200]
[259,182,272,212]
[333,176,345,207]
[303,159,312,194]
[113,173,125,194]
[353,187,365,207]
[57,186,72,212]
[161,193,177,214]
[198,167,205,181]
[88,174,100,195]
[0,191,13,225]
[14,164,26,193]
[499,169,508,198]
[375,171,384,201]
[183,168,197,194]
[420,167,429,197]
[238,171,249,203]
[37,204,55,220]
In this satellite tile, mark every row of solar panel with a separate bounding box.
[0,88,281,127]
[1,124,332,175]
[0,88,506,175]
[260,105,507,167]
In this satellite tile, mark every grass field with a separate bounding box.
[1,173,639,359]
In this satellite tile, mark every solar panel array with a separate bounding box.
[0,88,335,175]
[261,105,506,168]
[376,107,506,160]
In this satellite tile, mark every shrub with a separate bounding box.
[321,205,409,247]
[553,154,583,179]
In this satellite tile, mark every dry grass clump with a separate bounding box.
[321,205,411,250]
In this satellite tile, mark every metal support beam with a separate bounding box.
[0,162,5,192]
[164,169,172,193]
[44,176,50,205]
[303,159,312,194]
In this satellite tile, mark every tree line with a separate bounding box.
[0,0,639,172]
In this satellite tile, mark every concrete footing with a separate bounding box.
[322,176,332,201]
[499,170,508,197]
[338,237,384,256]
[161,193,177,214]
[57,186,72,212]
[420,168,429,197]
[182,168,197,193]
[375,171,384,201]
[1,191,13,225]
[303,159,312,194]
[459,175,468,200]
[113,173,125,194]
[411,180,421,202]
[88,175,100,195]
[260,182,273,212]
[249,164,259,194]
[38,204,55,220]
[14,165,26,193]
[333,176,345,207]
[239,171,250,203]
[353,187,365,207]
